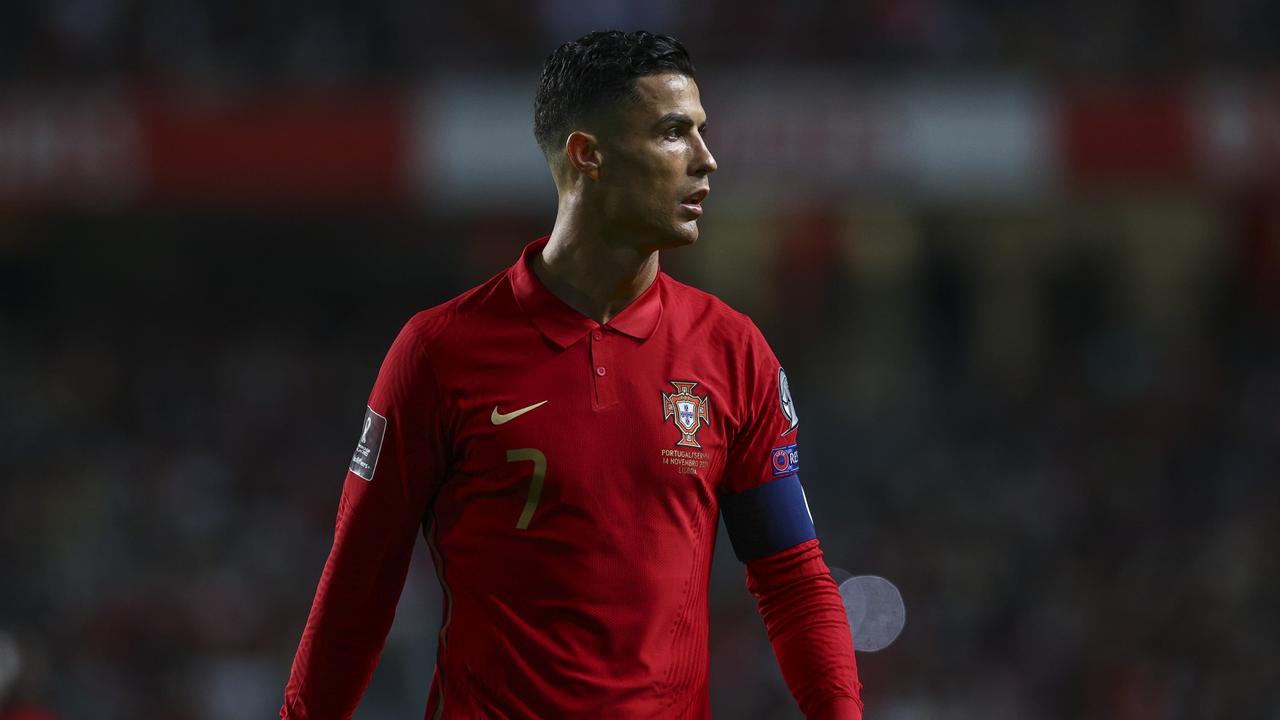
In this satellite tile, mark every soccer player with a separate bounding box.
[281,30,862,719]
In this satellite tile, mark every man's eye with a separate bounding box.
[664,127,681,140]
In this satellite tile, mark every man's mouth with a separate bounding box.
[680,188,709,216]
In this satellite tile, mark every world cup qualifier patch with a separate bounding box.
[770,443,800,476]
[777,367,799,436]
[349,406,387,481]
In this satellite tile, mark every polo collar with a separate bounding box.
[509,236,664,349]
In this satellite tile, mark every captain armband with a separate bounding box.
[721,474,817,563]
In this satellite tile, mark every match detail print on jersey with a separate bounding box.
[491,400,549,425]
[349,406,387,481]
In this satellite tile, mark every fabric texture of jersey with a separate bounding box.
[282,237,860,719]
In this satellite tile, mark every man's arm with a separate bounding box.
[746,538,862,720]
[719,322,863,719]
[722,477,863,720]
[282,315,448,719]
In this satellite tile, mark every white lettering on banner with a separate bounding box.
[414,72,1054,206]
[1195,82,1280,185]
[0,94,141,203]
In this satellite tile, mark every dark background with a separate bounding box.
[2,2,1279,718]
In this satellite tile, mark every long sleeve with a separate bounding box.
[282,314,450,719]
[746,538,863,720]
[716,323,863,718]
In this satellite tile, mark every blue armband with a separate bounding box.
[720,474,817,563]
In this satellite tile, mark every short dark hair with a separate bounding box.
[534,30,696,155]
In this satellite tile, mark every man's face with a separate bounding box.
[594,73,717,250]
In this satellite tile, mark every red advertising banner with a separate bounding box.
[138,92,409,207]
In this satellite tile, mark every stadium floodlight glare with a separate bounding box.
[829,570,906,653]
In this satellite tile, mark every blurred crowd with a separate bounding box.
[0,212,470,717]
[3,0,1279,88]
[2,194,1278,718]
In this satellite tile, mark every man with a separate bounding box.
[282,30,862,719]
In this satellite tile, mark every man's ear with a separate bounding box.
[564,131,601,181]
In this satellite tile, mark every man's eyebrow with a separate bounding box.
[653,112,700,129]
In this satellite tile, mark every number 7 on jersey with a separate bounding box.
[505,448,546,530]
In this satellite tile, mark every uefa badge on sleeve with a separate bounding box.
[770,443,800,476]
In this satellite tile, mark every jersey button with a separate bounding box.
[595,366,607,376]
[592,331,603,341]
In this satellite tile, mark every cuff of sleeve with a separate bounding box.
[810,695,863,720]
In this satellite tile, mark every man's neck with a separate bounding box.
[534,219,659,325]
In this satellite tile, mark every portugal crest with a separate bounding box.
[662,380,710,448]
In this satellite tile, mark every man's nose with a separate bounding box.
[692,134,717,176]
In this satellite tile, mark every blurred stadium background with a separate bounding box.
[2,2,1279,718]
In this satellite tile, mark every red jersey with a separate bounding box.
[282,238,861,719]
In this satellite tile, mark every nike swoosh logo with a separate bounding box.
[491,400,548,425]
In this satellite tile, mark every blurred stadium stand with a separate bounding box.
[1,2,1278,719]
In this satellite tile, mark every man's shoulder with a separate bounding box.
[661,273,764,340]
[400,268,513,349]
